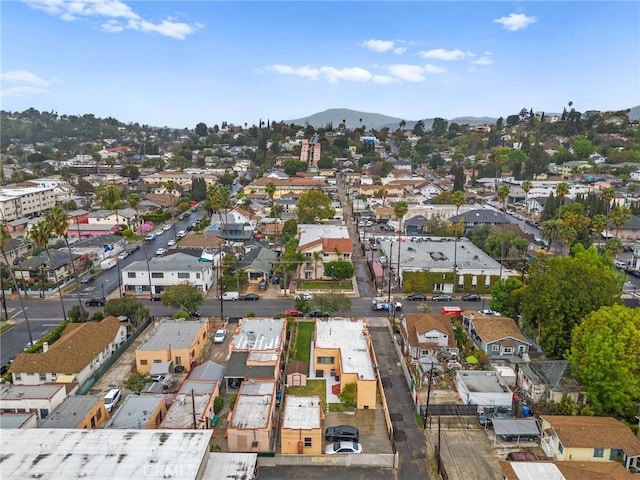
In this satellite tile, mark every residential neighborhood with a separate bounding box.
[1,102,640,480]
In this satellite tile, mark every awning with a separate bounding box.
[493,418,540,436]
[55,374,76,383]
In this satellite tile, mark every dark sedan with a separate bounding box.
[461,294,481,301]
[308,309,329,318]
[86,297,106,306]
[325,425,359,442]
[80,275,96,284]
[406,294,427,301]
[432,294,453,302]
[240,293,260,301]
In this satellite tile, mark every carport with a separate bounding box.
[492,418,540,446]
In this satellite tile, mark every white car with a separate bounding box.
[176,230,187,239]
[118,251,128,260]
[167,239,176,246]
[155,248,166,255]
[294,292,313,301]
[213,329,226,344]
[325,441,363,455]
[163,224,172,231]
[104,388,121,413]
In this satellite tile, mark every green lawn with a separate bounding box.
[298,280,353,291]
[292,322,314,363]
[287,379,326,408]
[0,322,12,334]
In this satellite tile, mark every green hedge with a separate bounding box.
[142,210,171,224]
[402,271,497,295]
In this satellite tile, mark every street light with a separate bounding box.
[101,283,105,298]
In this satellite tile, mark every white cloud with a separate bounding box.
[320,66,372,83]
[424,64,446,74]
[373,75,397,84]
[471,55,493,66]
[269,65,320,79]
[388,64,425,82]
[493,13,537,31]
[419,48,466,61]
[23,0,199,39]
[361,39,396,53]
[0,70,56,97]
[393,47,407,55]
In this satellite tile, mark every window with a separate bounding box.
[503,347,513,354]
[39,373,46,381]
[151,272,164,278]
[196,272,201,279]
[128,272,136,278]
[558,443,564,454]
[491,344,499,352]
[14,373,21,381]
[96,409,102,420]
[140,359,148,365]
[593,448,604,458]
[178,272,189,279]
[175,356,182,366]
[317,356,335,364]
[304,437,312,447]
[153,359,162,363]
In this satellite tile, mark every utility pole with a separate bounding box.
[423,364,434,429]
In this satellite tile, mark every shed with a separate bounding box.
[286,360,308,387]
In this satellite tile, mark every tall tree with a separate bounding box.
[600,187,616,239]
[45,206,84,313]
[610,204,631,238]
[393,201,408,289]
[540,219,560,253]
[161,283,204,316]
[0,226,34,345]
[297,190,335,224]
[28,221,67,322]
[568,304,640,417]
[555,182,570,208]
[521,180,532,225]
[497,184,510,212]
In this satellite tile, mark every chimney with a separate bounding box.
[43,342,49,352]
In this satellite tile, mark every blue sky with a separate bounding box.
[1,1,639,129]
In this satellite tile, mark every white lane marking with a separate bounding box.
[10,307,27,319]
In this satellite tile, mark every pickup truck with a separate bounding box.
[144,233,156,242]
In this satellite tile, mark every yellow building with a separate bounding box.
[38,395,109,429]
[135,319,208,373]
[280,395,323,455]
[313,319,377,410]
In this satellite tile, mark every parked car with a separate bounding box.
[308,309,329,318]
[500,433,539,442]
[150,294,162,302]
[258,279,268,291]
[118,251,129,260]
[240,293,260,301]
[477,409,512,428]
[155,247,166,255]
[629,269,640,278]
[294,292,313,301]
[284,308,304,317]
[432,294,453,302]
[325,425,359,442]
[271,275,280,284]
[86,297,106,306]
[163,225,172,231]
[103,388,122,413]
[167,239,176,246]
[480,309,501,316]
[406,294,427,301]
[325,441,363,455]
[506,452,540,461]
[80,275,95,284]
[222,291,240,301]
[213,328,227,344]
[461,294,481,301]
[129,244,140,253]
[174,365,186,373]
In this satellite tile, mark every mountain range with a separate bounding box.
[286,106,640,130]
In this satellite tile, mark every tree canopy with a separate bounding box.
[568,304,640,418]
[323,261,355,281]
[297,190,335,224]
[520,245,621,357]
[161,283,204,315]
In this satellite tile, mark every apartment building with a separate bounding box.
[0,186,56,221]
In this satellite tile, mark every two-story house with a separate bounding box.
[121,252,214,296]
[400,313,458,360]
[462,312,532,357]
[13,250,81,285]
[206,209,255,241]
[296,224,352,281]
[9,316,127,388]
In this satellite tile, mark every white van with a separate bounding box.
[100,258,117,270]
[222,291,240,301]
[104,388,121,413]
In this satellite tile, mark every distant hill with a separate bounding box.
[285,108,404,130]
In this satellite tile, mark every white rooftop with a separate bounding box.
[230,381,275,429]
[0,383,65,400]
[1,429,211,479]
[315,319,375,380]
[201,453,258,480]
[232,318,284,351]
[162,393,211,428]
[510,462,565,479]
[297,224,349,247]
[282,395,321,430]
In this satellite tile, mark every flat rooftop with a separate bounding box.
[1,429,211,479]
[377,237,504,273]
[315,319,375,380]
[138,319,206,351]
[0,412,36,428]
[230,381,275,429]
[38,395,102,428]
[105,395,165,429]
[162,393,211,429]
[457,370,511,393]
[202,453,258,480]
[178,380,218,396]
[282,395,321,430]
[0,383,65,400]
[232,318,284,351]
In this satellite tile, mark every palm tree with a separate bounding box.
[540,219,561,254]
[393,201,408,292]
[600,187,615,239]
[558,223,577,255]
[610,205,631,238]
[498,184,510,213]
[451,191,466,285]
[45,206,85,313]
[128,193,141,223]
[521,180,532,224]
[28,221,67,322]
[265,181,276,214]
[555,182,569,210]
[164,180,177,236]
[0,225,34,345]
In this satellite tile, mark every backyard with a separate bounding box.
[297,280,353,291]
[290,321,314,363]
